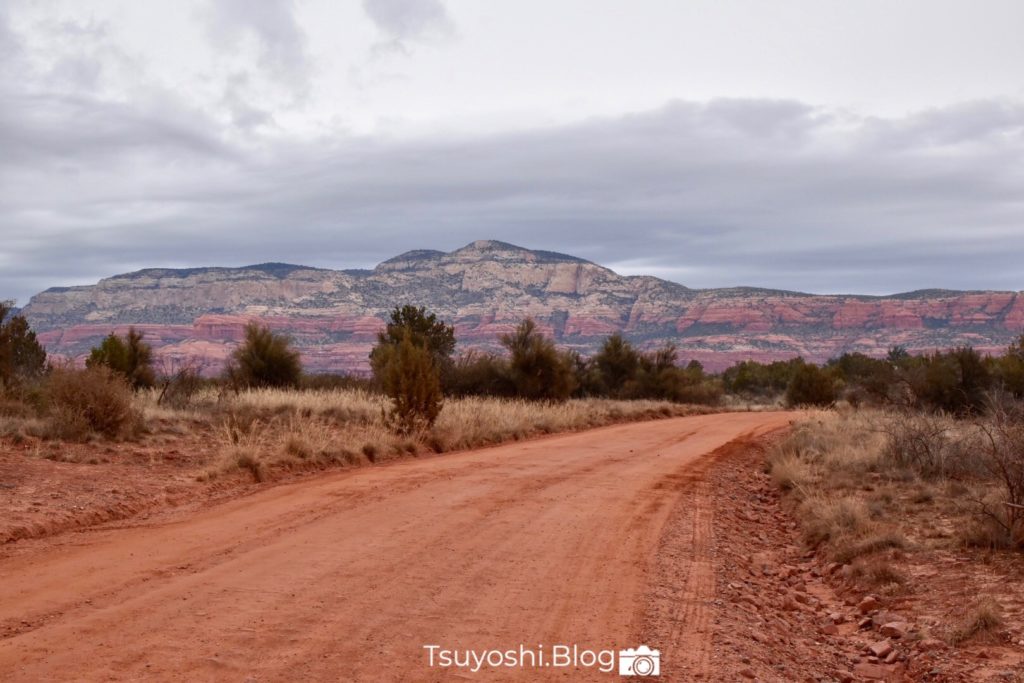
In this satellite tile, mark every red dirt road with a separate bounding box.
[0,411,793,681]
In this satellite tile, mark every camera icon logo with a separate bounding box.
[618,645,660,676]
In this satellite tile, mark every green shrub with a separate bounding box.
[785,362,836,407]
[370,305,455,390]
[0,301,47,391]
[87,327,156,389]
[827,352,896,404]
[903,346,991,416]
[592,333,640,397]
[45,366,139,440]
[723,357,804,397]
[500,319,576,401]
[993,335,1024,399]
[225,323,302,389]
[447,350,514,397]
[380,330,444,434]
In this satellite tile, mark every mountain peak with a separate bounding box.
[450,240,592,265]
[454,239,525,253]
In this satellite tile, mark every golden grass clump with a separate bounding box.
[950,597,1005,645]
[187,388,710,481]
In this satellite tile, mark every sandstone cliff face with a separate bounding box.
[21,241,1024,373]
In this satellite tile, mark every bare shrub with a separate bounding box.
[970,408,1024,549]
[45,366,140,440]
[882,412,957,477]
[156,358,206,409]
[0,397,33,418]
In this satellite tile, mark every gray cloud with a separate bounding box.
[203,0,310,99]
[3,90,1023,304]
[1,3,1023,305]
[362,0,455,50]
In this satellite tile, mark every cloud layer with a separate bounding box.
[1,1,1022,304]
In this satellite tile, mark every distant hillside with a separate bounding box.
[21,240,1024,373]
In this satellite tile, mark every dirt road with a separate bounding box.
[0,411,793,681]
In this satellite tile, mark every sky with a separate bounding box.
[1,0,1023,304]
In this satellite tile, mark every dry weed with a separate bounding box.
[950,597,1005,645]
[190,389,705,480]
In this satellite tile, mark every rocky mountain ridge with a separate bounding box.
[21,240,1024,373]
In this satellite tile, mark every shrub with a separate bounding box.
[157,364,205,409]
[882,412,955,477]
[45,366,139,440]
[0,301,47,391]
[592,333,640,397]
[225,323,302,389]
[785,362,836,407]
[907,346,992,416]
[447,351,514,397]
[827,352,896,405]
[379,330,443,434]
[370,305,455,390]
[87,328,156,390]
[723,358,804,397]
[970,409,1024,549]
[500,319,576,401]
[993,335,1024,398]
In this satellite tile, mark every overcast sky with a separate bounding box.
[2,0,1023,304]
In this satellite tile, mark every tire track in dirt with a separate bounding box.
[640,434,777,681]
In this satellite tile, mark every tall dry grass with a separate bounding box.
[142,388,716,481]
[769,404,1024,599]
[766,409,911,575]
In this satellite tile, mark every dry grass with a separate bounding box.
[182,388,714,481]
[769,405,1024,651]
[798,495,871,548]
[831,530,907,564]
[770,410,920,566]
[950,597,1005,645]
[767,452,810,492]
[847,556,908,590]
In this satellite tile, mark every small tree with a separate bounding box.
[500,318,576,401]
[380,329,444,433]
[225,322,302,389]
[87,328,155,390]
[371,305,455,388]
[785,362,836,407]
[0,301,47,389]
